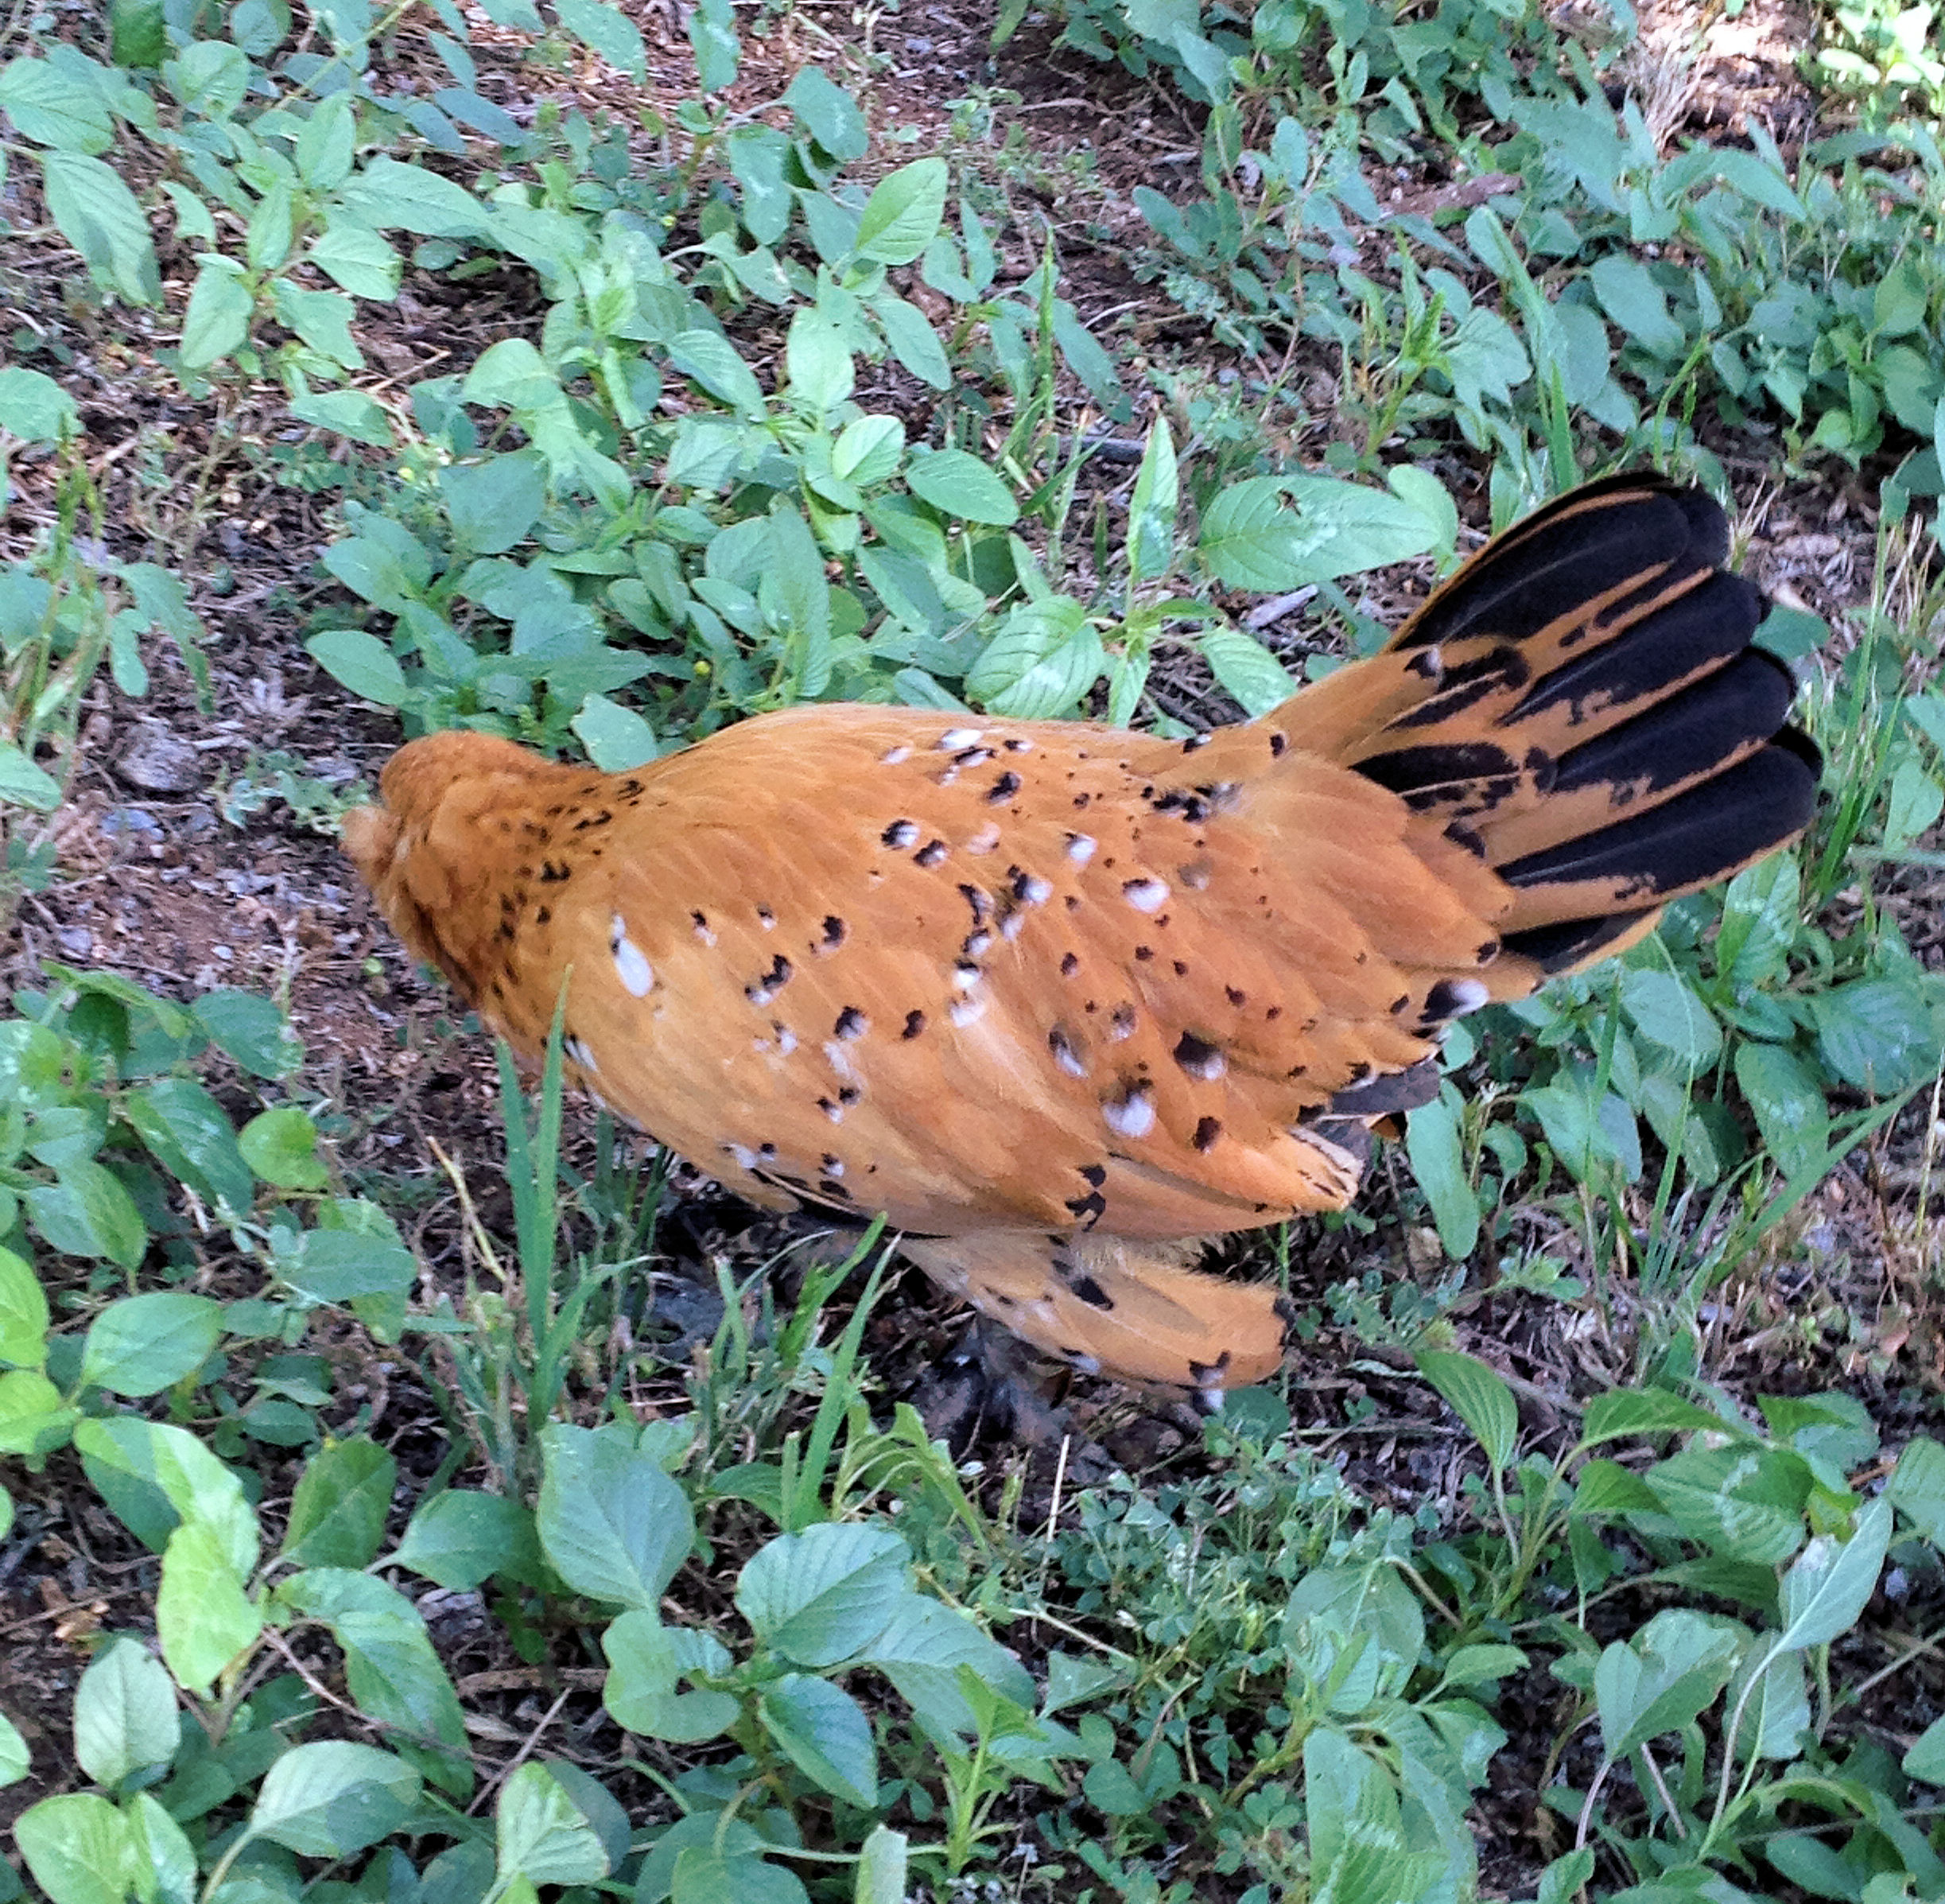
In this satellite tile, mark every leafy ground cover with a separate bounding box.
[2,0,1944,1894]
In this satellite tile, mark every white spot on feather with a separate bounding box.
[564,1036,599,1074]
[1123,877,1170,913]
[1066,833,1096,865]
[937,727,983,750]
[965,823,1001,854]
[1019,876,1053,905]
[611,919,654,997]
[953,963,984,992]
[949,996,987,1027]
[823,1042,856,1081]
[1103,1086,1155,1138]
[1442,978,1491,1016]
[881,745,911,765]
[777,1026,798,1055]
[723,1143,759,1171]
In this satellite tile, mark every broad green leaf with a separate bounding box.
[1592,1608,1740,1760]
[736,1523,907,1665]
[122,1077,254,1217]
[287,391,394,448]
[666,331,763,418]
[0,1246,49,1369]
[1726,1646,1809,1763]
[0,744,63,810]
[390,1489,540,1590]
[41,151,159,305]
[495,1762,609,1884]
[12,1794,135,1904]
[440,452,545,554]
[180,258,254,369]
[307,630,408,706]
[80,1293,222,1399]
[1199,476,1434,592]
[73,1638,181,1790]
[192,990,302,1078]
[74,1416,256,1570]
[336,156,491,239]
[1197,626,1296,718]
[759,506,831,699]
[0,1369,78,1456]
[1811,975,1945,1095]
[537,1423,692,1609]
[282,1436,396,1568]
[600,1608,739,1743]
[1620,968,1722,1073]
[0,1709,27,1787]
[1579,1389,1727,1446]
[686,0,740,91]
[309,221,402,299]
[554,0,645,78]
[1733,1042,1829,1183]
[853,157,948,266]
[239,1106,329,1191]
[28,1161,146,1269]
[832,415,903,486]
[245,1742,421,1858]
[1647,1443,1812,1564]
[0,56,114,151]
[906,448,1017,525]
[1776,1498,1890,1650]
[1906,1712,1945,1784]
[1404,1093,1480,1261]
[1589,255,1687,358]
[782,67,867,161]
[572,694,658,772]
[1889,1436,1945,1548]
[852,1591,1035,1736]
[870,293,950,391]
[0,367,80,443]
[757,1674,878,1808]
[1416,1350,1518,1475]
[280,1227,417,1307]
[1126,417,1178,583]
[157,1520,262,1694]
[853,1827,907,1904]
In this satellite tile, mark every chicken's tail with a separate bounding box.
[1277,472,1822,989]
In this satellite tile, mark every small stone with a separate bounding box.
[116,726,200,794]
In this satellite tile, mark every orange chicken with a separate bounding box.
[344,474,1819,1404]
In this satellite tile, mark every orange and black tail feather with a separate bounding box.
[1344,472,1819,980]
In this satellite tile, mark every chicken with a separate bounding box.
[344,473,1819,1405]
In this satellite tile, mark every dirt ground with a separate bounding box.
[3,0,1945,1886]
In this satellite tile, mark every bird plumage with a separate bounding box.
[344,473,1819,1401]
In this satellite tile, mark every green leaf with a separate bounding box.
[666,330,764,418]
[537,1423,693,1609]
[853,158,948,265]
[73,1416,257,1572]
[287,391,395,449]
[0,1245,49,1369]
[0,744,63,810]
[1725,1645,1809,1763]
[12,1794,136,1904]
[157,1519,262,1695]
[1776,1497,1890,1650]
[439,451,545,554]
[1589,255,1687,358]
[965,600,1101,720]
[122,1077,254,1217]
[572,694,658,772]
[0,1710,27,1788]
[783,67,867,161]
[309,221,402,300]
[686,0,740,91]
[832,414,903,486]
[1126,417,1178,583]
[245,1743,421,1858]
[239,1106,329,1191]
[757,1674,878,1808]
[336,156,491,239]
[852,1591,1035,1735]
[0,367,80,443]
[1716,853,1800,989]
[870,293,950,391]
[0,58,113,152]
[281,1227,417,1307]
[1810,976,1945,1095]
[1404,1093,1480,1261]
[1620,968,1722,1072]
[906,448,1017,525]
[0,1368,77,1457]
[282,1436,396,1568]
[390,1489,539,1590]
[736,1523,907,1665]
[307,629,409,706]
[1593,1607,1741,1761]
[28,1160,147,1269]
[1733,1042,1829,1183]
[179,258,254,370]
[1416,1350,1518,1475]
[554,0,646,78]
[40,151,159,305]
[80,1293,223,1397]
[73,1637,181,1790]
[1888,1436,1945,1547]
[1199,476,1435,593]
[759,506,831,698]
[600,1608,738,1743]
[853,1827,907,1904]
[496,1762,609,1884]
[1580,1389,1727,1446]
[192,989,303,1078]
